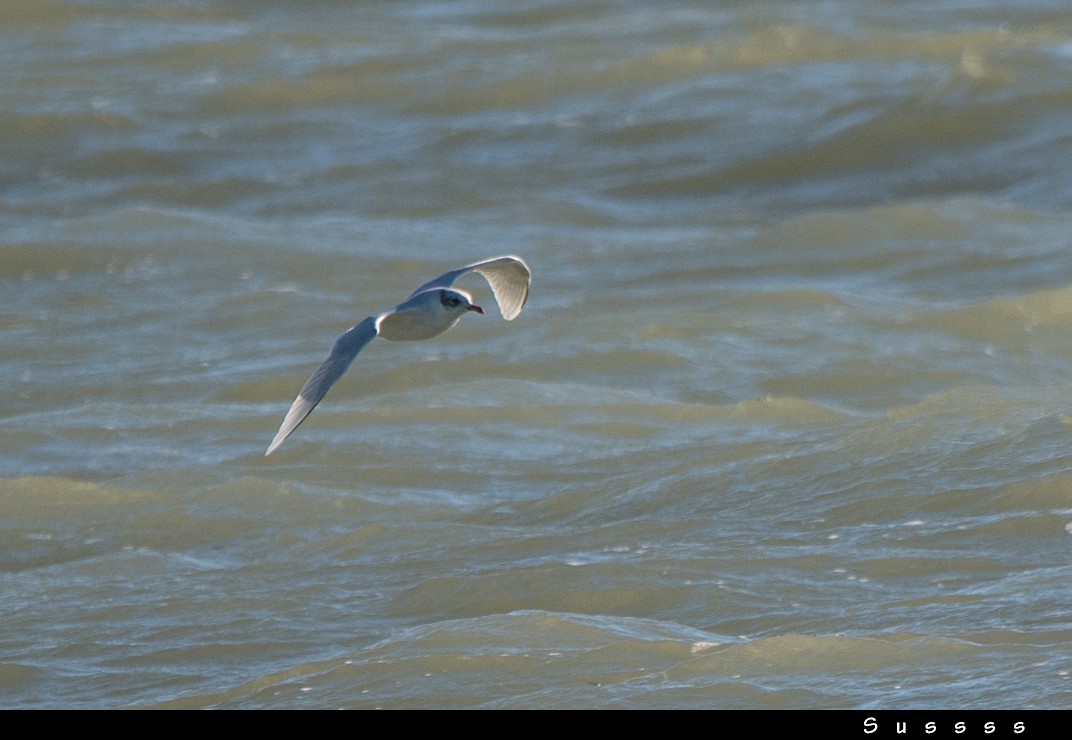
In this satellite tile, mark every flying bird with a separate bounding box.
[265,255,531,455]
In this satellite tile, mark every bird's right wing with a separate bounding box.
[408,255,531,320]
[265,316,380,455]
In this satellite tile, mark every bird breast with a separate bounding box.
[377,305,463,341]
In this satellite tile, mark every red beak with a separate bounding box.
[467,304,485,314]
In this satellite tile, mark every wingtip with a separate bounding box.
[265,430,290,456]
[264,428,290,456]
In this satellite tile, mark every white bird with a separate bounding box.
[265,255,531,456]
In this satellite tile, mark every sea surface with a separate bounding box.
[2,0,1072,710]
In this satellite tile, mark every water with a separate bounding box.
[2,0,1072,710]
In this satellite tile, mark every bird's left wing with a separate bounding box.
[408,255,531,320]
[265,316,380,456]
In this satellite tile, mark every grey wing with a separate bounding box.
[408,255,531,320]
[265,316,379,456]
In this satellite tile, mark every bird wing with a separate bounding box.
[265,316,380,456]
[408,255,531,320]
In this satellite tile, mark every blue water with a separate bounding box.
[2,0,1071,710]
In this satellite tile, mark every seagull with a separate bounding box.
[265,255,531,455]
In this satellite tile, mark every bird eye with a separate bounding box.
[439,290,466,309]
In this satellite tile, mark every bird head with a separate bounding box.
[438,288,484,315]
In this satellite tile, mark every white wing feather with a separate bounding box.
[409,255,531,320]
[265,316,379,455]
